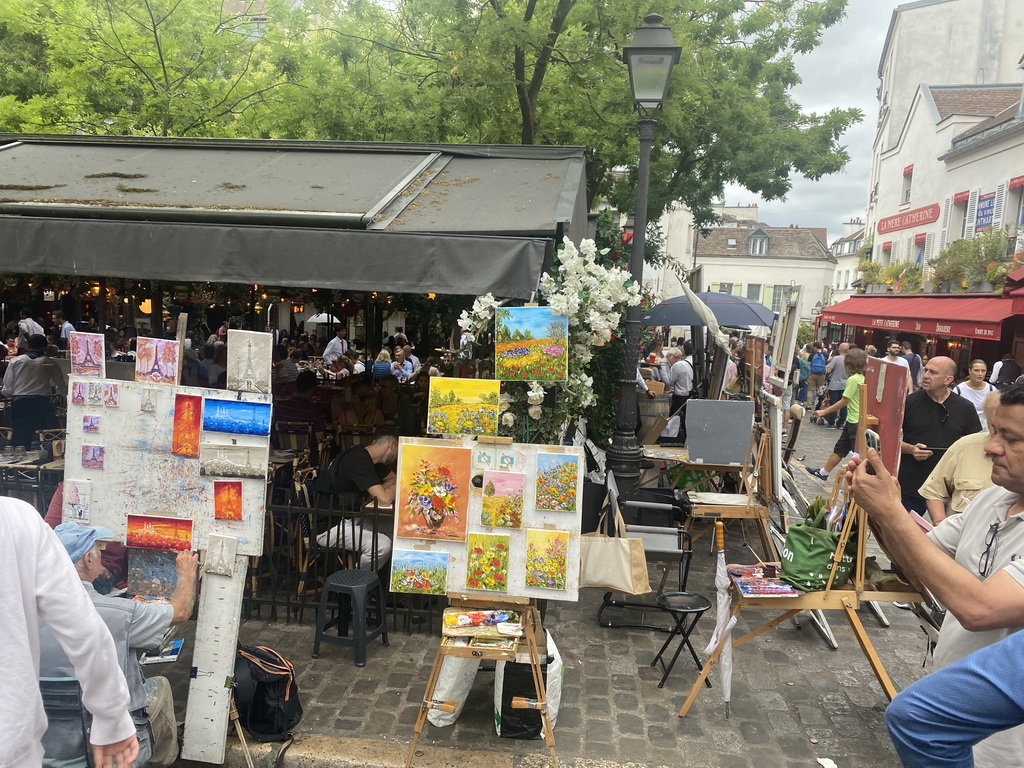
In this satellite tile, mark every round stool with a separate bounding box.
[650,591,712,688]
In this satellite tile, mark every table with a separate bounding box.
[642,445,745,493]
[0,451,64,511]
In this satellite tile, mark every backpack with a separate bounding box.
[810,352,826,374]
[797,357,810,384]
[233,645,303,742]
[997,360,1022,389]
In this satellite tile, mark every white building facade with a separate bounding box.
[830,219,866,303]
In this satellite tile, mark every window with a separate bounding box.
[719,282,733,294]
[726,238,737,248]
[901,167,913,205]
[770,285,788,312]
[750,237,768,255]
[844,271,850,289]
[747,283,761,301]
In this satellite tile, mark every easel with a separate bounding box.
[405,596,556,768]
[678,383,924,716]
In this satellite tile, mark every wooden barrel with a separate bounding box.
[637,393,671,437]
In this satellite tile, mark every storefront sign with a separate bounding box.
[818,313,1000,339]
[953,190,971,203]
[975,192,996,231]
[1010,175,1024,190]
[876,204,941,234]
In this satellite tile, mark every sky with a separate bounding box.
[722,0,906,244]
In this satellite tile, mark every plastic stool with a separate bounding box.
[650,591,712,688]
[312,569,389,666]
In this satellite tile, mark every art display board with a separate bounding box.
[63,376,270,557]
[393,437,584,601]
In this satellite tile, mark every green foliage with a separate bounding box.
[931,229,1014,292]
[796,321,813,348]
[857,257,882,285]
[478,390,500,404]
[484,480,495,496]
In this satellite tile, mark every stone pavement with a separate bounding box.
[171,418,926,768]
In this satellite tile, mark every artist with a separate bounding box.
[848,381,1024,767]
[38,523,199,768]
[314,426,396,569]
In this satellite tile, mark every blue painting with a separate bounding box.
[202,398,272,436]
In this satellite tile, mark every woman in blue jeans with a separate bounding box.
[886,629,1024,767]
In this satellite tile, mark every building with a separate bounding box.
[829,219,866,304]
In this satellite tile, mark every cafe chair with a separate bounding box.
[650,588,712,688]
[273,421,315,454]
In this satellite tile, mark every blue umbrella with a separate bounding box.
[642,292,776,328]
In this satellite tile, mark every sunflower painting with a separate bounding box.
[427,378,499,436]
[525,529,569,590]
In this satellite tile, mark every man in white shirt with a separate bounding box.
[17,308,45,351]
[2,334,68,447]
[664,343,695,416]
[54,311,76,350]
[402,344,421,373]
[321,326,349,366]
[1,497,137,768]
[884,339,914,392]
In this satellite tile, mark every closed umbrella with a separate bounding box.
[704,521,735,717]
[679,283,730,354]
[642,292,776,329]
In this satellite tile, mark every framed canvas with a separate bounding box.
[427,377,499,436]
[494,306,568,381]
[396,443,471,541]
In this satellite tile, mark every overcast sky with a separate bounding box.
[722,0,906,243]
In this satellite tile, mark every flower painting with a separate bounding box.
[397,443,471,541]
[390,550,449,596]
[69,332,105,377]
[213,481,243,521]
[135,338,180,385]
[172,394,202,457]
[126,513,193,551]
[494,306,568,382]
[466,533,510,592]
[535,453,579,512]
[427,378,499,436]
[525,529,569,590]
[481,470,525,529]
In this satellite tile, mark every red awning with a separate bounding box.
[818,294,1023,340]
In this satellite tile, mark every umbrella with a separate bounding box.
[679,283,730,354]
[642,292,776,329]
[703,521,735,717]
[305,313,340,324]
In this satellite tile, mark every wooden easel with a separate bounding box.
[678,383,924,716]
[405,596,557,768]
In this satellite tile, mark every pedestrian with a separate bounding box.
[16,307,45,351]
[899,356,983,515]
[824,343,849,427]
[901,340,922,391]
[805,342,827,409]
[1,496,138,768]
[54,310,75,350]
[953,359,997,428]
[883,339,914,392]
[804,348,867,481]
[991,352,1021,389]
[1,333,68,447]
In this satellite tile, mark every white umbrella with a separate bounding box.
[703,521,735,717]
[679,283,731,355]
[305,312,340,324]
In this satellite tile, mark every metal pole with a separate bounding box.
[606,114,656,494]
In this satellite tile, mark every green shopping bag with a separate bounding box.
[778,506,857,592]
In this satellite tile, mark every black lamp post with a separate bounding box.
[605,13,681,493]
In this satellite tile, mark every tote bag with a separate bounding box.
[779,507,856,593]
[579,497,652,595]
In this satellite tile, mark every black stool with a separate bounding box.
[313,569,389,666]
[650,591,712,688]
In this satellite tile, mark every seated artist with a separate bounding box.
[39,523,199,768]
[314,426,397,570]
[44,482,128,592]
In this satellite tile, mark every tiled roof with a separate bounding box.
[929,86,1022,120]
[952,101,1022,143]
[701,226,833,261]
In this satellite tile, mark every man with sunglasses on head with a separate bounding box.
[899,355,981,516]
[849,381,1024,767]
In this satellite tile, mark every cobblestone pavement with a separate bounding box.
[172,418,926,767]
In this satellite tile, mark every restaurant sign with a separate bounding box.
[876,204,940,234]
[975,192,996,231]
[817,312,1000,340]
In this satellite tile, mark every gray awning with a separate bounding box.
[0,134,589,298]
[0,215,548,299]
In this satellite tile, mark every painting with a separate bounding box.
[87,382,103,406]
[494,306,568,381]
[127,548,178,598]
[226,330,272,394]
[71,381,87,405]
[481,470,525,529]
[103,383,119,407]
[397,443,471,541]
[172,394,202,457]
[199,443,268,480]
[126,513,193,551]
[63,479,91,522]
[525,529,569,590]
[204,534,236,576]
[81,444,105,469]
[135,337,180,385]
[535,453,579,512]
[69,332,105,377]
[390,550,450,596]
[427,377,499,436]
[82,415,101,433]
[213,481,243,521]
[202,398,272,437]
[466,533,510,592]
[140,386,158,413]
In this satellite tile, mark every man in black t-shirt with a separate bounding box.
[316,428,398,568]
[899,356,983,515]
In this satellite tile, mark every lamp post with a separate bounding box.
[605,13,681,493]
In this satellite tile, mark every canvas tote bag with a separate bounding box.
[579,496,652,595]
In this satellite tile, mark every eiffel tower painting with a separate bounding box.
[226,330,271,393]
[69,331,105,377]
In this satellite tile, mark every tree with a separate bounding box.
[484,480,496,496]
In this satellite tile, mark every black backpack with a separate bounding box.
[233,645,303,742]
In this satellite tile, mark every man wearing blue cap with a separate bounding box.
[39,523,199,768]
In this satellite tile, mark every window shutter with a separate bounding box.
[992,182,1007,232]
[965,189,980,240]
[733,284,742,296]
[939,195,951,253]
[906,236,914,263]
[924,232,934,264]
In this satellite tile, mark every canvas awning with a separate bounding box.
[818,294,1022,339]
[0,135,590,299]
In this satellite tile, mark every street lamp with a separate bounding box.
[606,13,681,493]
